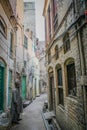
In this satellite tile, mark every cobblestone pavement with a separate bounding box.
[11,94,47,130]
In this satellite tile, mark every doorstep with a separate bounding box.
[43,111,55,120]
[0,118,11,130]
[41,111,61,130]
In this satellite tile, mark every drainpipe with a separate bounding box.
[73,0,87,129]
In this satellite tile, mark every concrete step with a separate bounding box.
[0,118,11,130]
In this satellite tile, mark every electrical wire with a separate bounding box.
[46,13,85,52]
[0,33,46,66]
[45,21,86,65]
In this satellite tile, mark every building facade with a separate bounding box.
[0,0,24,113]
[24,0,36,52]
[43,0,87,130]
[23,29,40,100]
[0,0,17,112]
[35,39,47,93]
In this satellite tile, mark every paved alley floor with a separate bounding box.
[11,94,47,130]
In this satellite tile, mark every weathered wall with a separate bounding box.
[44,0,86,129]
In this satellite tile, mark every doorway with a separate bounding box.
[49,72,54,111]
[8,70,12,107]
[0,65,4,112]
[22,76,26,100]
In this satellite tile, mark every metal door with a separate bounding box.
[8,70,12,107]
[22,76,26,99]
[0,66,4,112]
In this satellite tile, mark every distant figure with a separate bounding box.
[11,79,23,124]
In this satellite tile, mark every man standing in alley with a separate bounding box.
[11,79,23,124]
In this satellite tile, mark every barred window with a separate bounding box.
[55,45,59,60]
[63,32,70,53]
[9,32,13,58]
[56,66,64,106]
[48,5,51,39]
[52,0,58,32]
[58,88,64,106]
[24,35,28,49]
[67,62,77,96]
[0,16,7,37]
[57,68,62,86]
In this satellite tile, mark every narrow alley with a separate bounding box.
[0,0,87,130]
[11,94,47,130]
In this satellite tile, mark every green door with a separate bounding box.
[8,70,12,107]
[0,66,4,112]
[22,76,26,99]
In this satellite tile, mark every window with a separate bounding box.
[63,32,70,53]
[52,0,58,31]
[24,35,28,49]
[48,5,51,39]
[56,66,64,106]
[58,88,64,106]
[53,0,57,16]
[45,18,47,44]
[48,50,51,64]
[24,61,26,68]
[0,16,7,37]
[55,45,59,60]
[10,32,13,58]
[57,68,62,86]
[67,62,76,96]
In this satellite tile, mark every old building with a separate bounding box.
[12,0,25,100]
[43,0,87,130]
[0,0,25,112]
[24,0,36,52]
[23,29,40,100]
[23,0,40,100]
[0,0,17,112]
[35,39,47,93]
